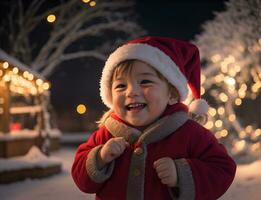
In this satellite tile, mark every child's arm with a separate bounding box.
[173,125,236,200]
[71,129,128,193]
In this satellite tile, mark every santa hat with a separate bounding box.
[100,36,208,115]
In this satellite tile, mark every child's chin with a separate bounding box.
[128,120,152,130]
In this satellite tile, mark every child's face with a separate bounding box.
[111,60,176,129]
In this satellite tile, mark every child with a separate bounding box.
[71,36,236,200]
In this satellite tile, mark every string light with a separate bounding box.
[245,125,253,134]
[217,107,225,115]
[224,76,236,86]
[251,143,260,152]
[89,1,96,7]
[47,14,56,23]
[251,129,261,140]
[211,54,221,63]
[219,92,228,102]
[215,120,223,128]
[235,98,242,106]
[205,121,214,129]
[36,78,43,86]
[3,62,9,69]
[12,67,19,74]
[76,104,87,114]
[228,114,236,122]
[215,74,224,83]
[198,5,261,159]
[82,0,91,3]
[43,82,50,90]
[239,131,246,139]
[208,107,217,117]
[0,61,50,95]
[234,140,246,153]
[201,87,205,95]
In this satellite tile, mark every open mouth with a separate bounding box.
[126,103,146,111]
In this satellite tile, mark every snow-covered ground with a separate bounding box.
[219,159,261,200]
[0,148,95,200]
[0,146,261,200]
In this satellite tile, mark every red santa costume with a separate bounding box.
[71,36,236,200]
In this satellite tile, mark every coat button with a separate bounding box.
[134,147,143,155]
[134,169,141,176]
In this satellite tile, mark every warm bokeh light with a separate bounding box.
[12,67,19,74]
[220,129,228,137]
[219,92,228,102]
[201,74,206,84]
[200,86,205,95]
[43,82,50,90]
[205,121,214,129]
[3,61,9,69]
[224,76,235,86]
[234,140,246,152]
[47,14,56,23]
[215,120,223,128]
[76,104,87,114]
[90,1,96,6]
[228,114,236,122]
[239,131,246,139]
[251,129,261,140]
[28,73,34,81]
[211,54,221,63]
[217,107,225,115]
[245,125,253,133]
[215,74,224,83]
[251,143,260,152]
[82,0,91,3]
[23,71,29,78]
[235,98,242,106]
[36,79,43,86]
[208,107,217,117]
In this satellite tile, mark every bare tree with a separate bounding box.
[194,0,261,162]
[0,0,146,77]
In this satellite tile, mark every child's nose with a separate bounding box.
[126,84,140,97]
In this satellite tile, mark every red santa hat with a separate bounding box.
[100,36,208,115]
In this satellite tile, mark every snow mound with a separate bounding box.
[0,146,61,172]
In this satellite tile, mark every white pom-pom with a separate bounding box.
[189,99,209,115]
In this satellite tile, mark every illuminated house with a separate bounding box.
[0,49,61,158]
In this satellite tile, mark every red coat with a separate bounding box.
[72,104,236,200]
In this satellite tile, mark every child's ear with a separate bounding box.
[168,93,178,105]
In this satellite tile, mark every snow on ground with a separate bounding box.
[0,145,261,200]
[219,160,261,200]
[0,147,95,200]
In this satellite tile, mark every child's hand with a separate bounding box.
[154,157,178,187]
[100,137,129,164]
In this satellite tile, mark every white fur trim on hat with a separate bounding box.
[189,99,209,115]
[100,43,188,108]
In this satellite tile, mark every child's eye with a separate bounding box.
[140,80,153,84]
[114,84,126,89]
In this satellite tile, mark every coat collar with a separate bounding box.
[104,103,189,145]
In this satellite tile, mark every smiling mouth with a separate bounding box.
[126,103,147,111]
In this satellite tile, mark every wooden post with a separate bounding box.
[0,82,10,133]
